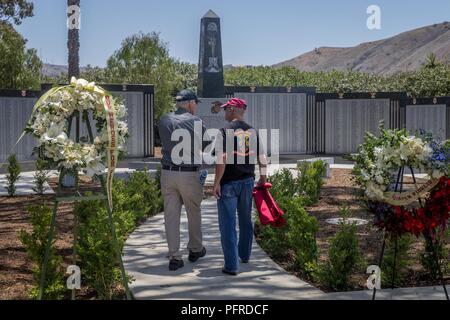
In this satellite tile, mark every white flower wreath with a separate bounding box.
[362,136,436,201]
[353,123,449,205]
[353,125,448,205]
[26,78,128,177]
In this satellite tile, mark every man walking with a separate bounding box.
[158,89,209,271]
[213,98,267,275]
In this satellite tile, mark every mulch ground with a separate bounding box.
[0,176,113,300]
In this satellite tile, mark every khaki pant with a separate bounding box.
[160,169,204,260]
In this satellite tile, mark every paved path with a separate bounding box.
[0,171,55,196]
[123,198,324,300]
[0,168,159,197]
[324,286,449,300]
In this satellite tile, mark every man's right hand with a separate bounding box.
[258,175,267,186]
[213,184,221,199]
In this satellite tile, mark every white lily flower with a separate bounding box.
[375,175,384,184]
[431,170,443,179]
[56,132,68,143]
[86,82,96,91]
[76,78,89,88]
[85,160,106,177]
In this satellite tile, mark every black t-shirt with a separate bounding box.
[218,120,262,185]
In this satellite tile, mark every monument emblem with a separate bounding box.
[198,10,225,98]
[211,101,222,114]
[206,22,220,73]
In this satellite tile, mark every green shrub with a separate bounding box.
[319,206,361,290]
[262,167,321,277]
[19,205,65,300]
[269,161,326,208]
[113,170,163,224]
[113,179,148,227]
[32,159,50,195]
[297,160,326,206]
[256,218,289,259]
[126,170,163,216]
[255,170,295,259]
[420,230,449,281]
[6,154,21,196]
[257,195,319,269]
[74,171,163,299]
[381,234,413,287]
[74,196,134,300]
[268,168,297,203]
[284,198,319,276]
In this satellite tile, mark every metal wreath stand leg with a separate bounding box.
[372,166,449,300]
[38,111,133,300]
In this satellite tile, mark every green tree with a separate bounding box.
[0,0,33,25]
[224,64,450,97]
[105,32,179,119]
[42,65,108,85]
[173,60,198,92]
[0,21,42,89]
[80,64,108,83]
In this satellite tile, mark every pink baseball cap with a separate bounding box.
[220,98,247,109]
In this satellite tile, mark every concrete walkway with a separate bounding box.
[0,171,55,196]
[0,168,158,196]
[324,286,449,300]
[123,197,324,300]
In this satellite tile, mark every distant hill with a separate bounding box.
[41,64,67,77]
[41,64,91,77]
[273,22,450,74]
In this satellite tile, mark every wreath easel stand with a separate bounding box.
[38,110,133,300]
[372,166,449,300]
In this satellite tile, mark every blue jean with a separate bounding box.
[217,177,255,272]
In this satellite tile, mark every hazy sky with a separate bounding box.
[15,0,450,67]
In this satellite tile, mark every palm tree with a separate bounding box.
[67,0,80,144]
[65,0,81,181]
[67,0,80,80]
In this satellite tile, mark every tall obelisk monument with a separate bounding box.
[198,10,225,98]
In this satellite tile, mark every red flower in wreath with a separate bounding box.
[370,176,450,238]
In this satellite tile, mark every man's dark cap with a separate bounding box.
[175,89,201,103]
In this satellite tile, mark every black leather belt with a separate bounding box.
[162,165,199,172]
